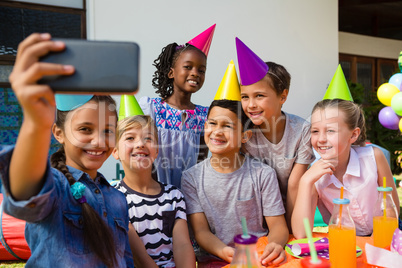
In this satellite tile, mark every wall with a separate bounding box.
[339,31,402,59]
[86,0,339,179]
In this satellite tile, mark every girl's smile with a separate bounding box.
[168,49,206,95]
[53,100,117,179]
[311,107,359,164]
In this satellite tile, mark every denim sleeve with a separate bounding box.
[124,232,134,268]
[0,145,56,222]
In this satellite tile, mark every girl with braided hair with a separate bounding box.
[139,24,215,188]
[0,33,133,267]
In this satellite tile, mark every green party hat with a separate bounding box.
[323,65,353,101]
[398,51,402,72]
[118,95,144,121]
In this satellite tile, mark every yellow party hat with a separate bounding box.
[323,65,353,101]
[214,60,241,101]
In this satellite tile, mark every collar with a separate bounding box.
[318,147,361,189]
[67,166,110,186]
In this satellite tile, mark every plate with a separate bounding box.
[285,237,362,259]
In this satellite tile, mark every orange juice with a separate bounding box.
[373,216,398,248]
[329,224,356,268]
[229,266,260,268]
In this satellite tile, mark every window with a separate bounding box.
[0,0,85,153]
[339,54,399,101]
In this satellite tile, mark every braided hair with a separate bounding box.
[152,43,206,100]
[50,95,118,267]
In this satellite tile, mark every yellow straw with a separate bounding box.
[338,187,344,228]
[383,177,387,219]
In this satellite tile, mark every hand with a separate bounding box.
[260,242,286,267]
[221,246,235,263]
[9,33,74,128]
[303,159,336,184]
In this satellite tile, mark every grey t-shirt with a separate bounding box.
[243,112,315,205]
[181,156,285,263]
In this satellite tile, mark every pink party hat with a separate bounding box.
[235,37,269,86]
[187,24,216,57]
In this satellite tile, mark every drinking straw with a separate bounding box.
[338,186,344,228]
[383,177,387,219]
[241,217,252,268]
[241,217,250,238]
[303,218,320,264]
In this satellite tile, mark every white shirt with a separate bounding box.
[315,146,379,236]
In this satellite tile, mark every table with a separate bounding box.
[222,232,374,267]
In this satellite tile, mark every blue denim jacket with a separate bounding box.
[0,145,134,267]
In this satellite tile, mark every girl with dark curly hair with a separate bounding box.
[139,24,215,188]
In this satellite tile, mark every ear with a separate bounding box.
[52,124,65,144]
[168,67,174,79]
[241,130,252,143]
[350,127,361,144]
[112,147,120,160]
[279,89,289,105]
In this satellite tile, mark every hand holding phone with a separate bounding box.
[39,39,140,94]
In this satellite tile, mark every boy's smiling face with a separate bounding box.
[204,106,246,157]
[240,76,287,127]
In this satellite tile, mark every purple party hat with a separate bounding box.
[235,37,269,86]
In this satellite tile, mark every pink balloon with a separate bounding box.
[378,107,401,130]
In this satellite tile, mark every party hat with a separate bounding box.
[323,65,353,101]
[187,24,216,57]
[118,94,144,121]
[398,51,402,72]
[214,60,241,101]
[235,37,269,86]
[55,94,93,111]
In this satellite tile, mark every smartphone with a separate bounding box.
[39,39,139,94]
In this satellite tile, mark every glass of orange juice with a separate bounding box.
[328,198,356,268]
[373,186,398,248]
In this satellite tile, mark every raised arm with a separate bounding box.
[8,33,74,200]
[292,159,334,239]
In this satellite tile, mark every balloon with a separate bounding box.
[400,118,402,132]
[391,92,402,116]
[378,106,401,130]
[389,73,402,90]
[377,83,400,106]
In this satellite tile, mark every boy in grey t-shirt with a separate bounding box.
[181,100,288,267]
